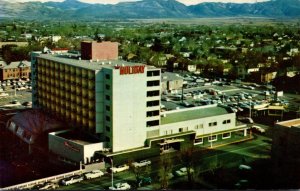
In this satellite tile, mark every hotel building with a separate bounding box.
[31,41,248,164]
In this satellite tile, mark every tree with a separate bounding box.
[159,154,173,189]
[179,146,195,185]
[128,160,151,188]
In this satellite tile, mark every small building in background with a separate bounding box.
[0,60,31,81]
[161,72,184,92]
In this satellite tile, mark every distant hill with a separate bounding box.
[0,0,299,20]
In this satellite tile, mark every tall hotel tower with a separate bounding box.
[31,41,161,152]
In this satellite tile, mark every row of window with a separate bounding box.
[5,72,29,77]
[146,120,159,127]
[4,68,29,72]
[147,70,160,77]
[147,110,159,117]
[147,90,160,97]
[147,100,159,107]
[194,133,231,144]
[209,122,217,127]
[209,119,231,127]
[147,80,160,87]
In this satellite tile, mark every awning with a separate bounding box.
[158,139,184,145]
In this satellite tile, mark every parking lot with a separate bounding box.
[161,74,299,116]
[0,79,32,109]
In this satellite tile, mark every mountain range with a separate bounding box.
[1,0,300,20]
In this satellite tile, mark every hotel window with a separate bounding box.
[147,100,159,107]
[223,119,231,124]
[147,110,159,117]
[194,138,203,144]
[209,122,217,127]
[195,124,203,129]
[147,80,160,87]
[222,133,231,139]
[147,90,159,97]
[147,70,160,77]
[106,105,110,111]
[106,95,110,101]
[106,126,110,132]
[106,116,110,122]
[105,84,110,90]
[105,136,110,142]
[208,135,217,142]
[146,120,159,127]
[105,74,110,79]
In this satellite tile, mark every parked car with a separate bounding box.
[175,167,194,177]
[239,117,254,124]
[110,164,130,173]
[252,125,266,133]
[167,172,174,179]
[32,182,59,190]
[132,160,151,168]
[84,170,104,179]
[138,177,152,187]
[109,182,131,190]
[61,175,84,186]
[0,92,9,97]
[239,164,252,170]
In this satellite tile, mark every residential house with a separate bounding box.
[161,72,184,92]
[0,60,31,81]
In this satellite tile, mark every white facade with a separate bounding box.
[108,67,160,152]
[160,105,237,137]
[49,130,105,164]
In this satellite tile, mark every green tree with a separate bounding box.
[179,146,195,186]
[159,154,173,189]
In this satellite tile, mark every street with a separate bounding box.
[59,133,271,190]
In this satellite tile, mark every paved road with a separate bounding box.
[59,134,271,190]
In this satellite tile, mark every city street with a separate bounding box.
[59,133,271,190]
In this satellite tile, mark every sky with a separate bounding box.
[10,0,270,5]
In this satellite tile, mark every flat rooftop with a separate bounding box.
[37,53,155,71]
[55,130,99,145]
[161,106,230,125]
[276,118,300,128]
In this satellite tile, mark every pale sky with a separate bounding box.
[10,0,270,5]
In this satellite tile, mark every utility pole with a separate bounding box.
[110,157,113,188]
[181,83,184,104]
[249,99,252,119]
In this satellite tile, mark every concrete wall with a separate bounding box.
[160,112,236,137]
[111,66,148,152]
[49,131,104,164]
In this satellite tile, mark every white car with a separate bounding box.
[109,182,131,190]
[167,172,174,179]
[61,175,84,186]
[132,160,151,168]
[239,164,252,170]
[175,167,194,177]
[84,170,104,179]
[0,92,9,97]
[110,164,130,173]
[252,125,266,133]
[32,182,59,190]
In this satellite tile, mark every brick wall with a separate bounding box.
[81,41,118,61]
